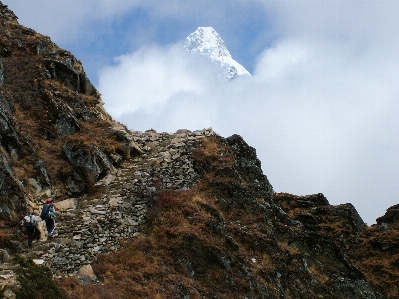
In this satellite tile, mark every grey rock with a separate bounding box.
[2,289,16,299]
[45,58,80,91]
[55,111,80,137]
[332,278,383,299]
[0,59,4,85]
[34,160,51,187]
[53,257,69,265]
[63,143,116,187]
[0,248,9,263]
[376,204,399,224]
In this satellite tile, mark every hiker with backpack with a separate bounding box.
[22,212,40,248]
[40,198,56,236]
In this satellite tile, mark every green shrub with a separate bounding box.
[12,255,67,299]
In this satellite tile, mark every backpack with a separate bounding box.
[41,204,50,219]
[23,215,35,227]
[49,204,56,219]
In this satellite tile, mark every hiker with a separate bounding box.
[40,198,56,236]
[22,212,40,248]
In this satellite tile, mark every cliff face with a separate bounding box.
[0,3,398,299]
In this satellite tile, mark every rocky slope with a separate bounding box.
[0,3,399,299]
[0,2,141,225]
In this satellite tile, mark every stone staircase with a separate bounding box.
[19,128,215,278]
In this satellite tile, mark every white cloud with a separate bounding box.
[98,29,399,224]
[99,43,221,117]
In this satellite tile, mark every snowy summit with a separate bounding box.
[184,27,250,80]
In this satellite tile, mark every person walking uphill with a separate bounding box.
[40,198,56,236]
[22,212,40,248]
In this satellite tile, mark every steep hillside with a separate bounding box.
[0,3,398,299]
[0,2,141,245]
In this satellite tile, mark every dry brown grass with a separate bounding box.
[192,136,234,181]
[308,264,329,284]
[348,225,399,299]
[277,240,300,256]
[59,182,264,298]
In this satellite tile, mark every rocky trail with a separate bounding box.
[1,128,215,289]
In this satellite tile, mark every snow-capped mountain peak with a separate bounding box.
[184,27,250,80]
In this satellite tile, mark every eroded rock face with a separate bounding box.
[44,52,97,96]
[63,143,117,190]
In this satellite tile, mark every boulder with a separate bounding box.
[63,143,115,186]
[36,220,48,241]
[0,95,23,154]
[55,198,77,211]
[225,134,273,198]
[0,248,9,263]
[332,278,382,299]
[27,178,51,198]
[109,196,122,208]
[65,172,86,194]
[91,144,117,175]
[0,154,24,208]
[45,58,80,92]
[298,193,329,207]
[0,205,12,220]
[112,124,143,158]
[79,72,97,96]
[294,212,319,230]
[32,259,45,265]
[77,264,98,282]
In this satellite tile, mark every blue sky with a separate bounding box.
[11,1,274,84]
[9,1,399,225]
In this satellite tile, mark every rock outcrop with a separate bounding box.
[376,204,399,225]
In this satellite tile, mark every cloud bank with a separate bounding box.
[98,4,399,225]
